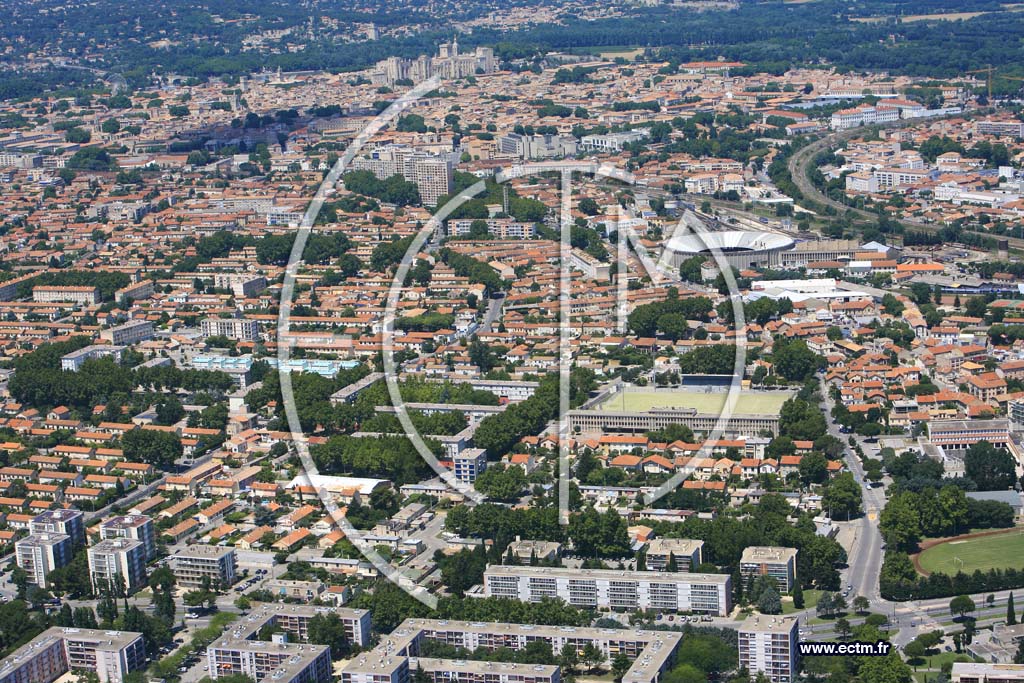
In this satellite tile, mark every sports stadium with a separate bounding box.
[664,230,795,270]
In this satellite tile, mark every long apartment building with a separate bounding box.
[342,618,683,683]
[738,616,799,683]
[953,663,1024,682]
[169,545,237,588]
[207,604,371,683]
[32,286,100,305]
[566,408,781,438]
[928,419,1011,451]
[88,538,148,595]
[447,218,536,239]
[200,317,260,342]
[739,546,798,593]
[0,628,145,683]
[99,320,155,345]
[483,565,732,615]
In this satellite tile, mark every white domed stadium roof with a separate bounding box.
[666,230,794,256]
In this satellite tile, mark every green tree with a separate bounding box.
[611,653,631,682]
[307,613,351,659]
[757,584,782,615]
[1010,593,1018,626]
[474,465,527,502]
[798,451,829,486]
[950,595,976,619]
[964,440,1016,490]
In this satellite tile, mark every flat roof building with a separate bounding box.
[100,320,155,346]
[644,539,703,572]
[99,515,156,562]
[170,545,237,588]
[738,616,799,683]
[206,603,371,683]
[740,546,798,593]
[342,619,682,683]
[483,565,731,615]
[16,534,72,588]
[0,627,145,683]
[30,509,85,548]
[88,538,147,595]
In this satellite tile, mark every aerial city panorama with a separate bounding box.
[4,1,1024,683]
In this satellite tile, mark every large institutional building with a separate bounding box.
[482,566,732,615]
[370,40,497,87]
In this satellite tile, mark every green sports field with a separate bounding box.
[597,390,793,415]
[917,530,1024,576]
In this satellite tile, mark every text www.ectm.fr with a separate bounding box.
[798,640,893,657]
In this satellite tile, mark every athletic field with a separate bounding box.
[597,389,792,415]
[917,530,1024,576]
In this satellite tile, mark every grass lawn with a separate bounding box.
[598,389,793,415]
[918,530,1024,575]
[782,589,823,614]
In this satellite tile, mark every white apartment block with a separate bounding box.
[213,274,268,298]
[645,538,703,572]
[88,538,147,595]
[872,167,929,190]
[170,545,236,588]
[0,628,146,683]
[580,129,650,152]
[569,248,611,280]
[207,604,370,683]
[100,515,156,561]
[15,534,72,588]
[454,448,487,484]
[483,565,732,615]
[496,133,578,160]
[738,616,799,683]
[952,663,1024,682]
[200,317,260,342]
[351,144,455,207]
[60,345,125,372]
[975,121,1024,138]
[342,618,682,683]
[447,218,536,239]
[100,320,155,346]
[32,286,100,305]
[30,509,85,548]
[740,546,798,593]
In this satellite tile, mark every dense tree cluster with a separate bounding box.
[627,296,713,337]
[311,433,437,485]
[439,248,507,293]
[650,493,845,590]
[474,370,595,457]
[16,270,130,301]
[341,170,421,206]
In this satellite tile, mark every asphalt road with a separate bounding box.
[785,118,1024,250]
